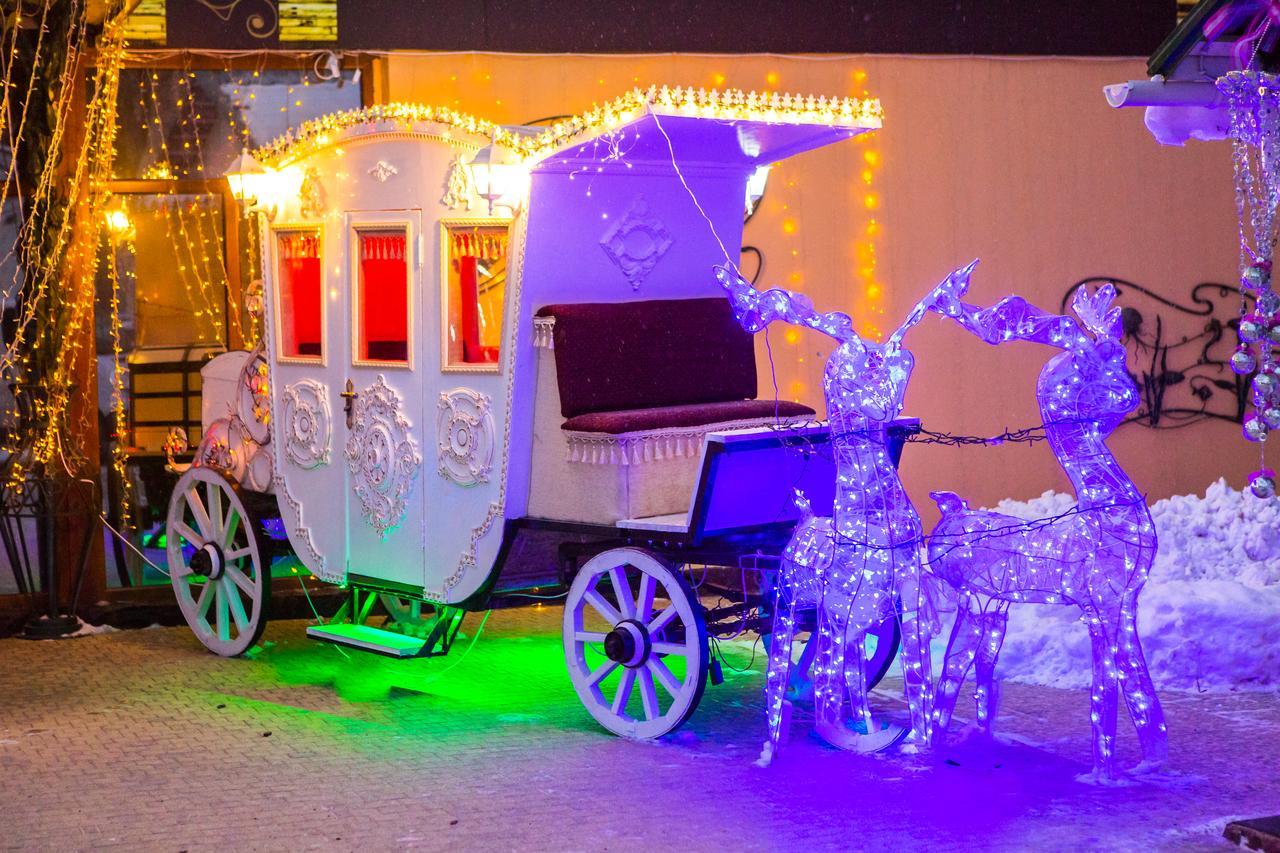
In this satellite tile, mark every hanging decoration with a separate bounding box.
[2,5,129,490]
[715,262,976,764]
[1219,70,1280,498]
[925,283,1167,783]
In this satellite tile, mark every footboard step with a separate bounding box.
[306,624,427,658]
[1224,816,1280,853]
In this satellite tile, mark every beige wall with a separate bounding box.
[386,53,1247,519]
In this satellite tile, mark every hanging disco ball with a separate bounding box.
[1240,314,1266,343]
[1250,469,1277,499]
[1244,261,1272,292]
[1254,369,1279,397]
[1244,414,1270,442]
[1232,345,1259,375]
[1264,407,1280,430]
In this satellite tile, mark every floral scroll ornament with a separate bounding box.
[600,196,673,291]
[442,154,476,210]
[368,160,398,183]
[437,388,495,485]
[299,167,325,219]
[282,379,331,470]
[345,376,422,539]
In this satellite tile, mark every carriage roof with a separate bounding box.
[253,85,882,171]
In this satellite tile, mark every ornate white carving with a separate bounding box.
[442,153,476,210]
[368,160,398,183]
[436,388,494,485]
[299,166,325,218]
[281,379,331,470]
[344,375,422,540]
[237,349,272,446]
[599,196,673,291]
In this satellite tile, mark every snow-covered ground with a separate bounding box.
[983,479,1280,693]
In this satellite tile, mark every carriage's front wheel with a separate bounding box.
[167,466,269,657]
[563,547,709,739]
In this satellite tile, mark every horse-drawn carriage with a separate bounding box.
[164,86,913,738]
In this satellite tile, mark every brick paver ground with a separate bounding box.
[1,607,1276,851]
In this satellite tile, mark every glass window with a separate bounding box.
[443,221,509,369]
[356,228,409,364]
[275,230,323,360]
[106,193,227,347]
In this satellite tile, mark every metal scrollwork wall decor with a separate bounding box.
[1060,277,1251,428]
[282,379,332,470]
[344,375,422,539]
[436,388,495,485]
[299,167,325,219]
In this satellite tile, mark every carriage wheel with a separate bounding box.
[167,466,269,657]
[563,547,709,739]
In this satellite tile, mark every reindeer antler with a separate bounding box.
[1071,282,1123,341]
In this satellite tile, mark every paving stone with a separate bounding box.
[0,608,1275,851]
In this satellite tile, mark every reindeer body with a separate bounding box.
[712,264,976,761]
[927,287,1167,781]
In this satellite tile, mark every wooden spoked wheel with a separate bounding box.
[167,466,269,657]
[563,547,709,739]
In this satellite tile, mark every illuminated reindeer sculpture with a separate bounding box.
[716,262,977,764]
[926,283,1168,781]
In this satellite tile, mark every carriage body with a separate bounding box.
[166,88,912,737]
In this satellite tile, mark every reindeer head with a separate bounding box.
[1037,283,1138,432]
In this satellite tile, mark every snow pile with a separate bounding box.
[972,479,1280,693]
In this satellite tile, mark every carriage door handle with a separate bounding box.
[340,379,357,429]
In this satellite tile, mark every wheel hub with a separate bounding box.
[603,619,651,668]
[189,543,225,580]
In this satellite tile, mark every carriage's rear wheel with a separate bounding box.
[563,547,708,739]
[167,466,269,657]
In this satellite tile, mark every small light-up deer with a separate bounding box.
[926,283,1167,782]
[716,261,978,763]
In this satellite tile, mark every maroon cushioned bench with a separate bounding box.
[527,297,815,524]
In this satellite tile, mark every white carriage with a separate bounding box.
[164,86,916,738]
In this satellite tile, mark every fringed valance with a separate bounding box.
[533,316,555,349]
[565,417,803,466]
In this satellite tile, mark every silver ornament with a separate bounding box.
[1259,291,1280,315]
[1244,415,1269,442]
[1269,324,1280,346]
[1244,263,1272,291]
[1240,315,1265,343]
[1232,346,1258,375]
[1264,407,1280,430]
[1254,370,1279,397]
[1250,473,1277,499]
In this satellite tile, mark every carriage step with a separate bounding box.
[306,624,427,658]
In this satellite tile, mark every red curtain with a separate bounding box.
[358,232,408,362]
[279,232,321,357]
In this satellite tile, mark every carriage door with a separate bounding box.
[341,211,427,592]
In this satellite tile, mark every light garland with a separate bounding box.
[253,85,883,168]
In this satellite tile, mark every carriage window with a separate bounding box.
[355,227,410,364]
[443,221,509,369]
[276,230,323,360]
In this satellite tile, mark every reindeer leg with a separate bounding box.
[972,601,1009,739]
[758,586,799,766]
[1115,591,1168,772]
[898,592,935,747]
[1084,608,1120,782]
[931,593,982,746]
[812,592,846,744]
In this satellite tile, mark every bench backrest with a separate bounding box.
[536,297,758,418]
